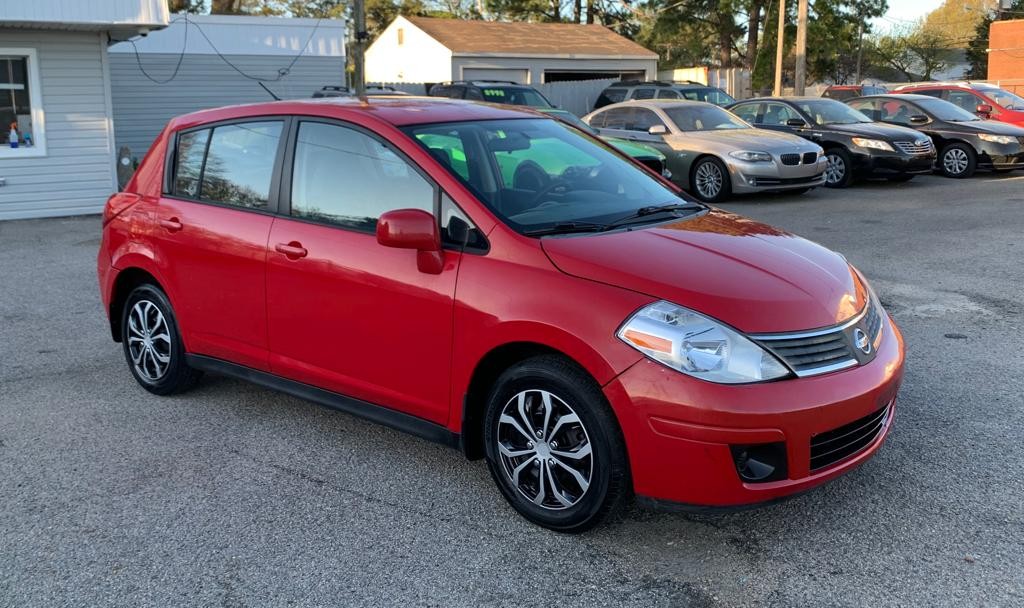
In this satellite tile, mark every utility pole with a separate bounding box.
[794,0,807,95]
[773,0,785,96]
[352,0,367,99]
[855,16,864,84]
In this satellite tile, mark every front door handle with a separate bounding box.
[274,241,308,259]
[159,217,183,233]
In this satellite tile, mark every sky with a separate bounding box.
[872,0,946,33]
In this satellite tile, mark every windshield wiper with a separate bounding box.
[603,203,704,230]
[523,221,610,236]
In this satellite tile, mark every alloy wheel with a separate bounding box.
[944,148,969,175]
[496,389,593,510]
[694,161,723,199]
[825,152,846,185]
[126,300,172,382]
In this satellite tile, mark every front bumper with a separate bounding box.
[728,157,828,193]
[852,150,935,176]
[977,142,1024,169]
[604,311,905,508]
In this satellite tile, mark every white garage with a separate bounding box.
[366,16,657,87]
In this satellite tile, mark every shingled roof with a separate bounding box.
[405,16,657,58]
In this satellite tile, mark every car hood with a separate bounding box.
[541,209,866,333]
[826,121,926,140]
[671,128,820,152]
[960,119,1024,135]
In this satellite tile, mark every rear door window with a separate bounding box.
[172,128,210,198]
[199,121,283,209]
[657,89,680,99]
[633,87,656,100]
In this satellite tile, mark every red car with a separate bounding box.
[893,82,1024,126]
[98,98,905,532]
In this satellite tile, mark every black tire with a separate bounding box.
[823,148,854,188]
[690,157,732,203]
[482,355,630,533]
[887,174,915,182]
[939,143,977,178]
[121,284,201,395]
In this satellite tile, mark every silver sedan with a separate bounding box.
[583,100,827,202]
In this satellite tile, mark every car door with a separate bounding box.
[265,118,461,424]
[155,119,285,370]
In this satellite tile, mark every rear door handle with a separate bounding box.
[274,241,308,259]
[159,217,183,233]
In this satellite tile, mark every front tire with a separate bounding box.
[483,355,629,533]
[690,157,732,203]
[121,284,201,395]
[939,143,976,178]
[823,148,854,188]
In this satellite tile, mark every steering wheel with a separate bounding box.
[529,178,572,206]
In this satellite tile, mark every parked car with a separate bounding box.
[583,100,826,202]
[594,80,736,110]
[312,85,412,98]
[728,97,936,187]
[891,82,1024,126]
[821,84,887,100]
[535,107,670,178]
[428,80,553,108]
[847,94,1024,178]
[99,98,904,532]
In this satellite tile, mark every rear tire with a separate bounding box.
[483,355,630,533]
[690,157,732,203]
[121,284,201,395]
[939,143,976,178]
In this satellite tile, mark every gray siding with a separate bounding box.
[109,53,345,159]
[0,29,116,220]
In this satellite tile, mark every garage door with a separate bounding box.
[461,68,529,84]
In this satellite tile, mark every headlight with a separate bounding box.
[729,150,773,162]
[851,137,894,151]
[978,133,1016,144]
[617,301,791,384]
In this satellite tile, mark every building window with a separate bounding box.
[397,28,404,45]
[0,49,45,157]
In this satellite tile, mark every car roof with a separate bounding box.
[849,93,934,101]
[608,99,714,109]
[737,96,834,103]
[168,96,542,131]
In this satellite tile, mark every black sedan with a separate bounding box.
[847,94,1024,178]
[728,97,935,187]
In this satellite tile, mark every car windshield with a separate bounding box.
[796,99,872,125]
[404,118,690,234]
[478,86,552,108]
[914,97,981,122]
[986,88,1024,110]
[663,105,750,131]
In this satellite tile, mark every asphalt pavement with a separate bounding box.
[1,172,1022,607]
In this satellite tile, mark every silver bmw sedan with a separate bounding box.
[583,100,827,202]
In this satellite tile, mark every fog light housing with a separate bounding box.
[730,442,788,483]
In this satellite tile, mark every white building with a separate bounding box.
[0,0,168,220]
[108,14,346,160]
[366,16,658,86]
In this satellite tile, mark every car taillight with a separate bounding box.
[102,193,141,226]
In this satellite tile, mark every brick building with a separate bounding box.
[988,19,1024,94]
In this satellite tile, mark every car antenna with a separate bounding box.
[258,81,281,101]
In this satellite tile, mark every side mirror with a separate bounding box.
[376,208,443,274]
[976,103,994,115]
[786,118,808,127]
[909,115,929,125]
[648,124,668,135]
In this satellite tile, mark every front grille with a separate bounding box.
[802,151,818,164]
[810,405,890,470]
[756,331,855,374]
[753,297,885,377]
[638,158,665,174]
[780,153,800,165]
[894,140,933,155]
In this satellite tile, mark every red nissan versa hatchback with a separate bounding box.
[98,97,905,532]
